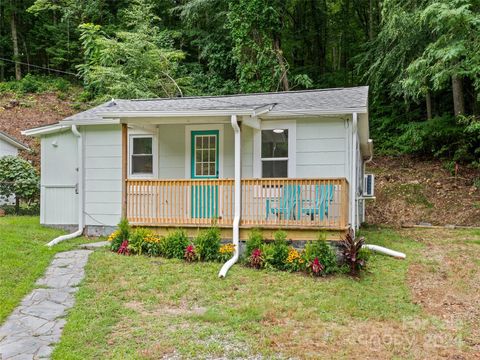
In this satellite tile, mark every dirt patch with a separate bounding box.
[124,300,207,317]
[404,229,480,356]
[366,156,480,227]
[0,92,88,168]
[260,315,470,359]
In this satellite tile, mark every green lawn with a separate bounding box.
[2,218,478,358]
[52,227,462,359]
[0,216,97,323]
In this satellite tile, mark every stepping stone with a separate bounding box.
[78,241,109,250]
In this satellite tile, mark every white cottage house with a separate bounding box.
[0,131,30,206]
[23,87,373,241]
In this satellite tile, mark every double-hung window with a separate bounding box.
[261,129,288,178]
[130,136,153,176]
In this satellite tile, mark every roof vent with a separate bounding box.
[107,98,117,107]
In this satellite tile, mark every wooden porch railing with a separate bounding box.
[126,178,349,229]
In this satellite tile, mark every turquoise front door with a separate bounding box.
[191,130,219,219]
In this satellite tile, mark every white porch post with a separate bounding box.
[219,114,241,278]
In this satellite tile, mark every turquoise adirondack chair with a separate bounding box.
[266,184,301,220]
[301,184,334,221]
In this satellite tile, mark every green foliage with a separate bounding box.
[245,229,264,257]
[262,230,289,270]
[0,75,72,95]
[0,156,39,212]
[340,229,367,275]
[77,0,186,100]
[161,229,189,259]
[303,235,338,275]
[0,202,40,216]
[194,227,221,262]
[117,218,131,242]
[128,228,152,255]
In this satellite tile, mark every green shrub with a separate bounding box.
[118,218,131,241]
[195,227,221,262]
[245,229,263,257]
[1,202,39,215]
[161,229,189,259]
[142,233,163,257]
[263,230,289,270]
[128,228,151,255]
[0,155,40,214]
[303,234,338,275]
[109,218,131,252]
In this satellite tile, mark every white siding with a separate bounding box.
[0,138,18,157]
[223,125,235,178]
[84,125,122,226]
[241,124,254,178]
[158,125,185,179]
[296,118,347,178]
[40,131,78,224]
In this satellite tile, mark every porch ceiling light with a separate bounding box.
[273,128,284,134]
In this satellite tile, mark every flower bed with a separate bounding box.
[107,219,369,276]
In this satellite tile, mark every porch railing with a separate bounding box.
[126,178,349,229]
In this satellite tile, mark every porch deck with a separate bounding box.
[126,178,349,231]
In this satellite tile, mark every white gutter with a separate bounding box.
[219,114,241,278]
[21,124,70,137]
[46,125,84,246]
[350,113,358,232]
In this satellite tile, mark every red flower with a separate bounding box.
[250,248,263,269]
[311,257,324,275]
[118,240,129,255]
[184,244,197,262]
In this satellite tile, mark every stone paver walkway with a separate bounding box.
[0,242,106,359]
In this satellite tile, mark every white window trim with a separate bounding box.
[128,131,158,179]
[185,124,224,179]
[253,120,296,178]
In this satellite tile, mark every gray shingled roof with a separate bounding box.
[63,86,368,123]
[0,131,30,150]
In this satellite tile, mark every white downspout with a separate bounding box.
[219,115,241,278]
[46,125,84,246]
[350,113,358,233]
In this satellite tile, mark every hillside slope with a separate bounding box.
[1,92,479,226]
[0,92,85,167]
[366,156,480,227]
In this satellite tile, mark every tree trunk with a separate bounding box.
[10,11,21,80]
[452,75,465,116]
[426,90,432,120]
[310,0,327,74]
[369,0,375,41]
[273,35,289,91]
[15,196,20,215]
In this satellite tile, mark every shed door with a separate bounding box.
[190,130,219,218]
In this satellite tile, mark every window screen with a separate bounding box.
[131,137,153,174]
[261,129,288,178]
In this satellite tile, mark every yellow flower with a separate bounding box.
[107,230,120,242]
[286,247,301,263]
[144,234,162,244]
[219,243,235,254]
